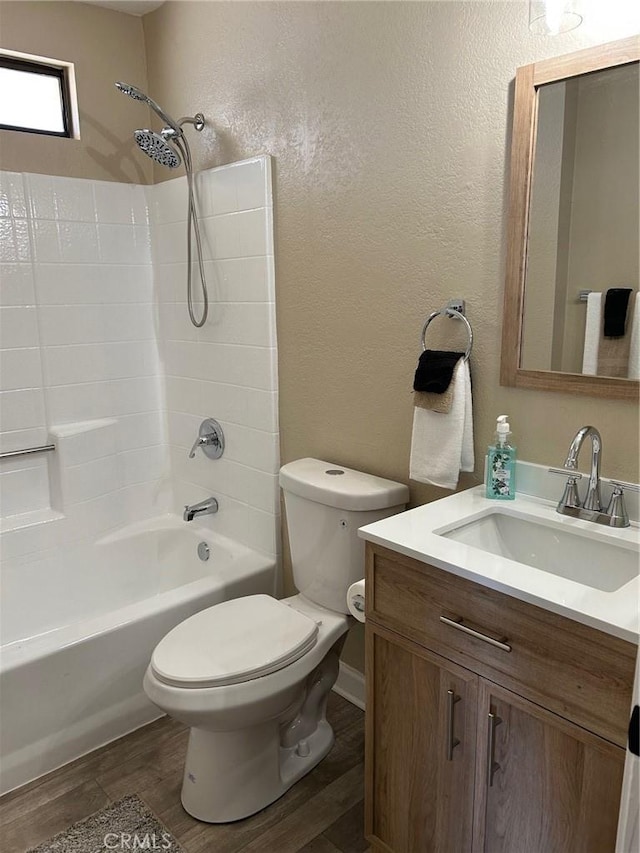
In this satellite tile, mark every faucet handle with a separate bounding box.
[605,485,630,528]
[187,418,225,460]
[605,480,639,528]
[549,468,583,511]
[608,479,640,493]
[188,435,205,459]
[548,467,583,479]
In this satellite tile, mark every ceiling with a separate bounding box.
[82,1,165,16]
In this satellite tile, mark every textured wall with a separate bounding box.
[143,2,639,671]
[0,1,153,183]
[143,1,639,484]
[143,2,638,665]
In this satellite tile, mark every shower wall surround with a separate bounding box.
[148,156,279,559]
[0,156,279,564]
[0,170,168,567]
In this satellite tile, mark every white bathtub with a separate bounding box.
[0,515,276,795]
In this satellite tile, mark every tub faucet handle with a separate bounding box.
[189,435,206,458]
[188,418,225,460]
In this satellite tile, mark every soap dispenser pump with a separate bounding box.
[486,415,516,500]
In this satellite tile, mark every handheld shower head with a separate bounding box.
[116,80,209,327]
[115,80,182,135]
[114,81,147,102]
[134,129,182,168]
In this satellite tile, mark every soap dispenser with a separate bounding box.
[486,415,516,500]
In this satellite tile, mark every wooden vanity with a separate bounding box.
[364,542,637,853]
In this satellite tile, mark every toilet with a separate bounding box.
[143,458,408,823]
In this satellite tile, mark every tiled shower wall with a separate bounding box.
[149,156,280,559]
[0,171,168,554]
[0,156,279,561]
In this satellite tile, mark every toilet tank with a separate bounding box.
[279,458,409,613]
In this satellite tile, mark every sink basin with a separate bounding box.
[438,511,639,592]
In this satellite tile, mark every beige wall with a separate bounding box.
[143,1,639,672]
[0,1,153,182]
[2,2,638,672]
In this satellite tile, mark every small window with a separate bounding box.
[0,55,73,137]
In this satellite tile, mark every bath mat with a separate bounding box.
[26,794,184,853]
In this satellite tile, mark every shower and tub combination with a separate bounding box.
[0,83,278,795]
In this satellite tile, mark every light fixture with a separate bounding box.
[529,0,583,34]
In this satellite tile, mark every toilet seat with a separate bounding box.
[150,595,319,689]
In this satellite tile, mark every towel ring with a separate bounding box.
[421,308,473,361]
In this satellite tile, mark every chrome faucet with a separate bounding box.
[183,497,218,522]
[550,426,639,528]
[563,425,603,511]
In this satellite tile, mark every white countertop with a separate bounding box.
[358,486,640,645]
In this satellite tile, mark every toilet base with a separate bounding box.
[180,718,335,823]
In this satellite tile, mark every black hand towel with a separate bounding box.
[604,288,632,337]
[413,349,464,394]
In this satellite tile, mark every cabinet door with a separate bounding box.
[365,624,478,853]
[473,680,626,853]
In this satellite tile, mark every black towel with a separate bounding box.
[413,349,464,394]
[604,288,632,337]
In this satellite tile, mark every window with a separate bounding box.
[0,54,74,137]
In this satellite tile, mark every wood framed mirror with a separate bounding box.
[501,36,640,399]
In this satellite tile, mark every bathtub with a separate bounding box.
[0,515,276,795]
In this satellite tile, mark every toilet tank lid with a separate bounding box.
[279,458,409,511]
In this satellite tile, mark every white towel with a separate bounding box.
[409,359,474,490]
[628,294,640,380]
[582,292,601,375]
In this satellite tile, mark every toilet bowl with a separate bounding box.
[144,594,349,822]
[143,458,408,823]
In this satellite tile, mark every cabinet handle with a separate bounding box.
[446,689,461,761]
[439,615,512,653]
[486,711,502,787]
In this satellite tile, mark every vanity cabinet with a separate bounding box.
[364,543,636,853]
[366,627,478,851]
[473,680,625,853]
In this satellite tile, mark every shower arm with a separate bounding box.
[161,115,205,141]
[178,114,205,132]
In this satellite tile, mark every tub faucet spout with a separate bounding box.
[184,497,218,522]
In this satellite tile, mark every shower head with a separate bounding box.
[115,80,182,135]
[134,129,182,169]
[114,81,147,102]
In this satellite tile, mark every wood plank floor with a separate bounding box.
[0,692,368,853]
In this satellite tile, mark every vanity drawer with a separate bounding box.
[366,543,636,747]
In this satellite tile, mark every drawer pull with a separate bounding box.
[439,615,512,653]
[446,689,461,761]
[487,711,502,787]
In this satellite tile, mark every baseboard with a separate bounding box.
[333,661,365,710]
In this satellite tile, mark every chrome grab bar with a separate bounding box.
[0,443,55,460]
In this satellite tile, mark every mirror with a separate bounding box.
[501,36,640,399]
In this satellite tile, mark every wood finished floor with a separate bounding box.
[0,692,368,853]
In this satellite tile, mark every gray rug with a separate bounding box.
[27,794,184,853]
